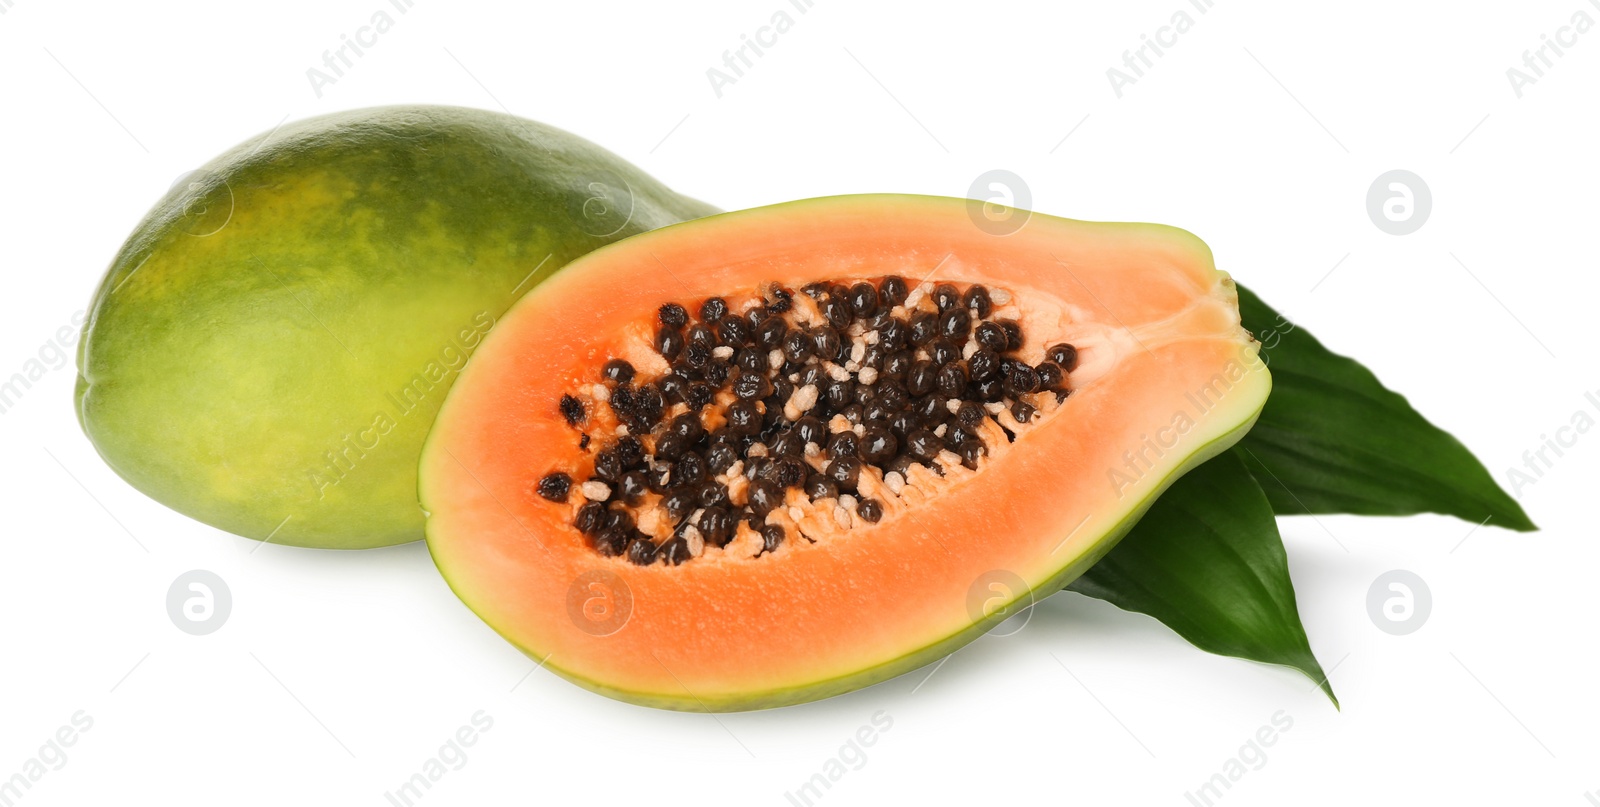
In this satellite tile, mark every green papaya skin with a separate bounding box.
[76,105,716,549]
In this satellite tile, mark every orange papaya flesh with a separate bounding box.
[420,194,1269,711]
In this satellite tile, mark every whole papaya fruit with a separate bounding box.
[76,105,715,549]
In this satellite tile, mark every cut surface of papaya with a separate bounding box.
[420,194,1270,710]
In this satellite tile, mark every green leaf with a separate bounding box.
[1064,282,1529,701]
[1233,284,1536,531]
[1067,451,1336,705]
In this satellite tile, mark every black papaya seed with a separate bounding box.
[559,394,586,426]
[936,363,968,397]
[963,285,992,319]
[998,320,1024,352]
[968,349,1000,381]
[848,282,878,318]
[537,472,571,503]
[1011,399,1036,424]
[805,474,838,500]
[659,302,688,329]
[909,311,939,346]
[1035,362,1064,391]
[906,429,942,461]
[699,506,734,547]
[859,426,898,464]
[974,322,1007,353]
[602,358,635,384]
[880,276,909,307]
[575,501,606,535]
[626,537,659,566]
[1047,343,1079,371]
[699,296,728,323]
[825,457,861,491]
[759,524,786,555]
[1005,365,1039,396]
[748,479,783,515]
[618,471,649,505]
[929,339,960,367]
[828,431,859,459]
[757,316,788,349]
[655,326,685,360]
[938,307,971,340]
[660,537,691,566]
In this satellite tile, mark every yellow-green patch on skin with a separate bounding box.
[77,105,716,549]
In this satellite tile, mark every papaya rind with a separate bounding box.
[75,105,715,549]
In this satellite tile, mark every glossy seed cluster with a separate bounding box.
[535,276,1078,566]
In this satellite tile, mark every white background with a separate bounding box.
[2,1,1596,804]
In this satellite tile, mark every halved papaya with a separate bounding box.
[419,194,1270,711]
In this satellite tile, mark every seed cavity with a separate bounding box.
[536,276,1077,566]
